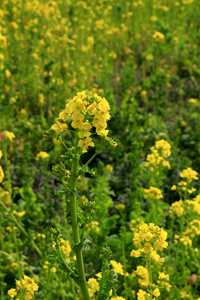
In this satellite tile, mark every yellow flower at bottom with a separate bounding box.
[78,137,94,153]
[153,288,160,297]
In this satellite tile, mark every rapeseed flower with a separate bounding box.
[110,260,124,275]
[51,91,115,153]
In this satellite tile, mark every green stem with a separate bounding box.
[97,269,105,300]
[58,243,75,276]
[0,200,42,258]
[81,151,99,173]
[70,151,91,300]
[122,226,128,300]
[59,139,72,154]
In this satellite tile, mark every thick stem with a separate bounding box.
[70,153,91,300]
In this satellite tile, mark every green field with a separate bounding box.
[0,0,200,299]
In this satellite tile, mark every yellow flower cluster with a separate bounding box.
[8,275,39,300]
[13,210,26,217]
[51,91,116,153]
[143,187,163,201]
[53,238,71,261]
[106,164,114,173]
[36,151,49,160]
[87,278,99,298]
[110,260,124,275]
[130,223,168,263]
[115,203,125,211]
[0,188,11,205]
[157,272,171,292]
[5,131,15,141]
[86,221,100,233]
[153,31,165,42]
[180,167,198,183]
[169,200,184,217]
[145,140,171,171]
[0,165,4,183]
[130,218,145,234]
[134,267,171,299]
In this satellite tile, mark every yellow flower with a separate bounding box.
[78,137,94,153]
[5,131,15,141]
[180,167,198,183]
[13,210,26,217]
[87,278,99,298]
[51,122,68,133]
[153,288,160,297]
[171,185,176,190]
[50,267,56,273]
[0,150,2,159]
[110,260,124,275]
[153,31,165,42]
[5,69,11,78]
[106,164,113,173]
[137,289,149,300]
[115,204,125,211]
[143,187,163,201]
[36,151,49,160]
[7,288,17,298]
[189,98,198,104]
[151,15,158,22]
[0,166,4,183]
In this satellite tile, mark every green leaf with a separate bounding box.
[98,269,117,300]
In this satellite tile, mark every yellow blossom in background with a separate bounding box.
[180,167,198,183]
[5,69,11,78]
[151,15,158,22]
[145,140,171,171]
[110,260,124,275]
[50,267,56,273]
[146,54,154,61]
[59,239,71,261]
[0,166,4,183]
[189,98,198,104]
[143,187,163,201]
[106,164,113,172]
[140,90,147,100]
[169,200,184,217]
[12,275,39,300]
[5,131,15,141]
[171,185,177,190]
[0,150,2,159]
[13,210,26,217]
[87,278,99,298]
[7,288,17,298]
[115,203,125,211]
[153,31,165,42]
[0,189,11,205]
[36,151,49,160]
[154,140,171,158]
[86,221,100,233]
